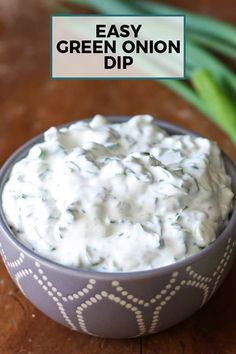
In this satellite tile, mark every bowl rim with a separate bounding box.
[0,115,236,280]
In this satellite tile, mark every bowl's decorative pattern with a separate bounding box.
[0,236,235,337]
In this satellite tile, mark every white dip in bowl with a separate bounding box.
[2,115,234,272]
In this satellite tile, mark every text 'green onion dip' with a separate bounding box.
[2,116,234,272]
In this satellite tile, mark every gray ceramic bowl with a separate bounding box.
[0,117,236,339]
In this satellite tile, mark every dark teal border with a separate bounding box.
[50,14,186,80]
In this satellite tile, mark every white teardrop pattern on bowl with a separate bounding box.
[0,237,235,336]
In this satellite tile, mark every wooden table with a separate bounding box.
[0,1,236,353]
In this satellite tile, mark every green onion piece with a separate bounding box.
[159,79,211,118]
[187,41,236,93]
[191,69,236,144]
[188,33,236,61]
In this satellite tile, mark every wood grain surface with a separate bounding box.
[0,1,236,353]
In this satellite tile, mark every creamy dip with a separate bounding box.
[2,115,234,272]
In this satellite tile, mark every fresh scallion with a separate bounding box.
[191,69,236,143]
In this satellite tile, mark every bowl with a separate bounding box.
[0,117,236,339]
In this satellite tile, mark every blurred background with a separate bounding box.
[0,0,236,166]
[0,1,236,353]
